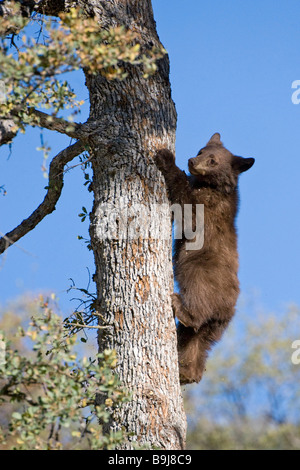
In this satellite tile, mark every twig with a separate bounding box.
[0,230,37,256]
[62,155,93,174]
[66,323,109,330]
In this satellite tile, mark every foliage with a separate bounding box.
[185,304,300,450]
[0,296,129,450]
[0,2,165,134]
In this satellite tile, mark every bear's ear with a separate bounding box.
[232,156,255,174]
[207,133,221,145]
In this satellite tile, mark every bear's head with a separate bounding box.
[188,133,255,193]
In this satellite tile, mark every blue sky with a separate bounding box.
[1,0,300,318]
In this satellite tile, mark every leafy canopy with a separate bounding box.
[0,2,165,134]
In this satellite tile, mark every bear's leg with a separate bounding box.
[177,318,230,384]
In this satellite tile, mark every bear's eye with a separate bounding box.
[208,157,217,166]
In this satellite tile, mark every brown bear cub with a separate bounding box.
[155,133,254,384]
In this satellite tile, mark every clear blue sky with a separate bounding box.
[1,0,300,318]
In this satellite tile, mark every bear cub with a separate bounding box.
[155,133,254,384]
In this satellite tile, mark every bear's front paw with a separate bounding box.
[171,293,182,317]
[154,149,175,171]
[171,293,191,328]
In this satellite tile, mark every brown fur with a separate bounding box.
[155,133,254,384]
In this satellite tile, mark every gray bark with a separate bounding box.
[86,0,187,450]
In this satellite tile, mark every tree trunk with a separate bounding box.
[86,0,187,450]
[0,0,187,449]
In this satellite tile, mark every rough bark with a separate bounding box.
[85,0,186,449]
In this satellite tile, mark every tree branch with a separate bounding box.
[0,109,86,146]
[27,108,83,138]
[0,0,67,22]
[28,109,103,140]
[0,139,85,254]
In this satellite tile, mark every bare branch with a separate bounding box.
[1,109,85,146]
[0,139,85,254]
[27,108,83,138]
[28,110,102,140]
[66,323,108,330]
[0,106,99,147]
